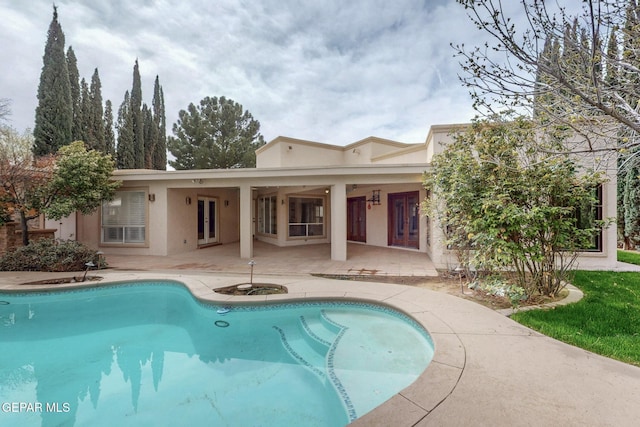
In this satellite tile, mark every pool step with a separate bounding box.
[274,311,358,422]
[299,315,335,352]
[272,312,341,382]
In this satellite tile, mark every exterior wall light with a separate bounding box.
[367,189,381,205]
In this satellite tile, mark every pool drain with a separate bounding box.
[215,320,230,328]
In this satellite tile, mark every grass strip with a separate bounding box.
[618,249,640,266]
[512,270,640,366]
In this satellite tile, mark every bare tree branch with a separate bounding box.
[454,0,640,158]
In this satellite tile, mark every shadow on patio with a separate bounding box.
[104,241,439,277]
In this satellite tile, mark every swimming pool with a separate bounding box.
[0,281,434,426]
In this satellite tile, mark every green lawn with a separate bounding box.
[618,249,640,266]
[511,270,640,366]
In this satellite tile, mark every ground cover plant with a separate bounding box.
[0,238,100,272]
[511,270,640,366]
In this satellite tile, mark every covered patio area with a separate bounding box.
[103,240,439,277]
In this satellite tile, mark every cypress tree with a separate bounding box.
[104,100,116,157]
[67,46,82,141]
[605,28,620,88]
[117,91,135,169]
[89,68,105,151]
[131,59,145,168]
[152,76,167,170]
[607,25,630,248]
[142,103,153,168]
[34,6,73,156]
[80,78,91,144]
[619,2,640,248]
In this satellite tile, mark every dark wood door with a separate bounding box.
[388,192,419,248]
[347,196,366,242]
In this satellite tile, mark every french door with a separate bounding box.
[197,197,218,246]
[347,196,366,242]
[388,191,419,249]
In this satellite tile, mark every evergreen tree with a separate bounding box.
[623,161,640,249]
[34,6,73,156]
[80,78,91,144]
[67,46,82,141]
[116,91,135,169]
[605,27,620,89]
[168,96,265,169]
[607,24,632,247]
[619,1,640,248]
[533,35,560,119]
[130,60,145,168]
[104,100,116,157]
[142,103,154,168]
[152,76,167,170]
[89,68,105,151]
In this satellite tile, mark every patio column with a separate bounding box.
[239,184,253,259]
[330,182,347,261]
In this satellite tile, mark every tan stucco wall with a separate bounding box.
[257,136,428,168]
[69,121,618,271]
[255,143,282,168]
[45,213,76,240]
[278,144,343,167]
[257,138,343,168]
[371,147,429,165]
[166,187,241,255]
[78,184,168,256]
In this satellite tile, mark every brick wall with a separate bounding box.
[0,222,57,255]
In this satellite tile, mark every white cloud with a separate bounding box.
[0,0,491,145]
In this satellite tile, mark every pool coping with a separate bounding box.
[0,271,462,425]
[4,270,640,426]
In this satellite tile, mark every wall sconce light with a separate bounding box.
[148,193,156,202]
[288,145,293,150]
[224,200,229,207]
[281,199,285,205]
[325,188,330,194]
[185,196,192,205]
[367,189,381,205]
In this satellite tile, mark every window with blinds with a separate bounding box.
[101,190,147,244]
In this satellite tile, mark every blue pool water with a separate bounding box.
[0,282,434,426]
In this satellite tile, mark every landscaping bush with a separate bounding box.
[0,239,101,272]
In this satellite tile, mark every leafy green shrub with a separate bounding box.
[0,239,101,272]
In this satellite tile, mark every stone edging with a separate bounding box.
[495,283,584,317]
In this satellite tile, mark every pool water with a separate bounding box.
[0,282,434,426]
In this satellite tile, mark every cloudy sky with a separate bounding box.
[1,0,526,146]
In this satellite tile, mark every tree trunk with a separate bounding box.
[19,210,29,246]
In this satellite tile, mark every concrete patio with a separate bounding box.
[1,245,639,426]
[102,241,440,277]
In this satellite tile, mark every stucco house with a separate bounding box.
[69,123,618,271]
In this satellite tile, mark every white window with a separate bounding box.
[288,196,324,237]
[258,195,277,235]
[101,190,147,244]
